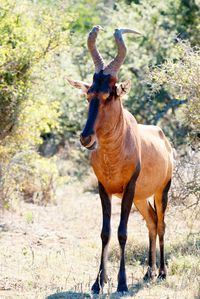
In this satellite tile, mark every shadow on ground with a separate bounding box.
[47,291,91,299]
[108,282,144,299]
[46,282,144,299]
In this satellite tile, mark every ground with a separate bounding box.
[0,183,199,299]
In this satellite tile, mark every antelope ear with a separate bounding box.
[116,80,132,96]
[67,78,90,94]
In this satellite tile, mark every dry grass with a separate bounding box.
[0,183,199,299]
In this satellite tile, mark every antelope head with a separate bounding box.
[68,26,141,150]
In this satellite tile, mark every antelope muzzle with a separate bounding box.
[80,97,99,150]
[80,134,97,150]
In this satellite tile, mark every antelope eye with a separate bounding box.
[100,92,110,101]
[87,90,95,101]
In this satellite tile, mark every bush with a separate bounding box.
[0,151,60,209]
[0,0,73,209]
[149,42,200,146]
[171,148,200,207]
[169,255,200,276]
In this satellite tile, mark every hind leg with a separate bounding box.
[154,180,171,279]
[134,198,158,281]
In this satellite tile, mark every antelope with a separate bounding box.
[68,26,173,294]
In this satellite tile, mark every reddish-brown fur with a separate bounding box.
[68,26,173,293]
[84,77,173,199]
[92,103,173,198]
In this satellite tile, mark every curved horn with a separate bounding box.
[87,25,105,74]
[103,28,141,76]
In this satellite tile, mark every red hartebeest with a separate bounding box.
[68,26,173,294]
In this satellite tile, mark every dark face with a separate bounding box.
[80,71,117,150]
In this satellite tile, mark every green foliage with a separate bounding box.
[21,154,59,205]
[70,0,102,33]
[0,0,72,139]
[0,151,60,209]
[0,0,73,208]
[169,255,200,276]
[150,42,200,145]
[24,210,34,224]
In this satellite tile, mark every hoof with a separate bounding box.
[143,267,157,282]
[158,269,167,280]
[91,282,101,294]
[91,272,108,294]
[117,283,128,293]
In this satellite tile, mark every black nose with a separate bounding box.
[80,134,97,150]
[80,135,92,147]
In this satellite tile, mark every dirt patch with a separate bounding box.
[0,184,199,298]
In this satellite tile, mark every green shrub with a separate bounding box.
[0,151,60,209]
[0,0,73,209]
[149,42,200,145]
[168,255,200,276]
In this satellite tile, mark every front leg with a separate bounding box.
[91,182,111,294]
[117,164,140,293]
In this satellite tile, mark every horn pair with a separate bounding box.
[87,25,141,77]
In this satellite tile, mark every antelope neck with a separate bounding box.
[97,103,125,151]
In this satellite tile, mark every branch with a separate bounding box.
[152,99,187,124]
[129,66,140,78]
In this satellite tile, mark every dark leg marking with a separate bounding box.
[158,235,166,279]
[91,182,111,294]
[117,163,140,293]
[144,202,157,281]
[158,179,172,280]
[162,179,171,213]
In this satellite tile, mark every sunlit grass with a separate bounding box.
[0,184,199,298]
